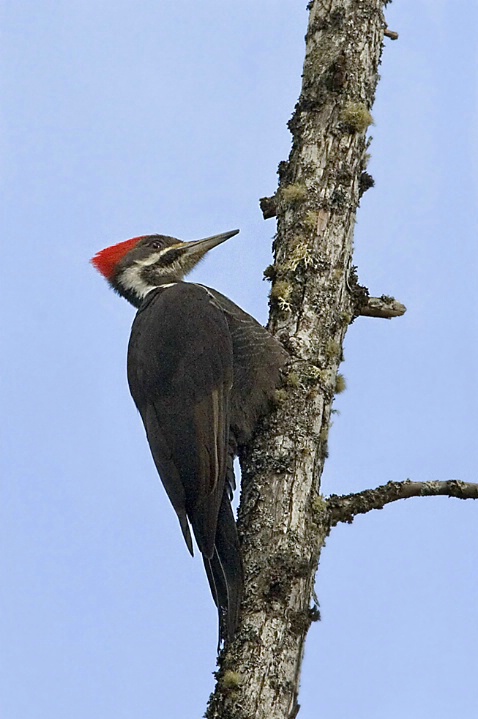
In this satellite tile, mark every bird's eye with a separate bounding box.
[151,240,162,250]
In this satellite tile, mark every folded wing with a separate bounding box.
[127,283,234,558]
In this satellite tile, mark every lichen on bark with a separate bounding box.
[206,2,389,718]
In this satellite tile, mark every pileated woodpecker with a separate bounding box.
[92,229,287,643]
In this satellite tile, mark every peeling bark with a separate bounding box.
[206,2,396,717]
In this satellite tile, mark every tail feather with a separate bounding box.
[203,493,243,645]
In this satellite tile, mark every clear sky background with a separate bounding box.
[2,2,477,718]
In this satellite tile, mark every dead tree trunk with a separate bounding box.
[205,1,474,717]
[206,2,389,713]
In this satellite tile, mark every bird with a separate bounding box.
[91,229,288,644]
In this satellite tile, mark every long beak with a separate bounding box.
[180,229,240,257]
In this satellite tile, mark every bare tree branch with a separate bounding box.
[327,479,478,526]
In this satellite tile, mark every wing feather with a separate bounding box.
[127,283,233,558]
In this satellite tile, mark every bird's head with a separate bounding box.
[91,229,239,307]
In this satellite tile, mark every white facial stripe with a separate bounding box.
[136,244,184,268]
[120,265,157,299]
[136,251,186,277]
[136,252,162,268]
[117,246,186,301]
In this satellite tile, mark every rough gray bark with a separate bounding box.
[206,1,396,717]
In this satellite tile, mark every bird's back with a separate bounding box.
[202,286,289,447]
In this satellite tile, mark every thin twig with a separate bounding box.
[327,479,478,526]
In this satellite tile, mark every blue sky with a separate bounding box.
[2,2,477,717]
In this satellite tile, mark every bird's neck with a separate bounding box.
[114,270,183,308]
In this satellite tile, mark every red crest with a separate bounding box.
[91,237,145,279]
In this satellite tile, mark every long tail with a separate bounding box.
[203,493,243,646]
